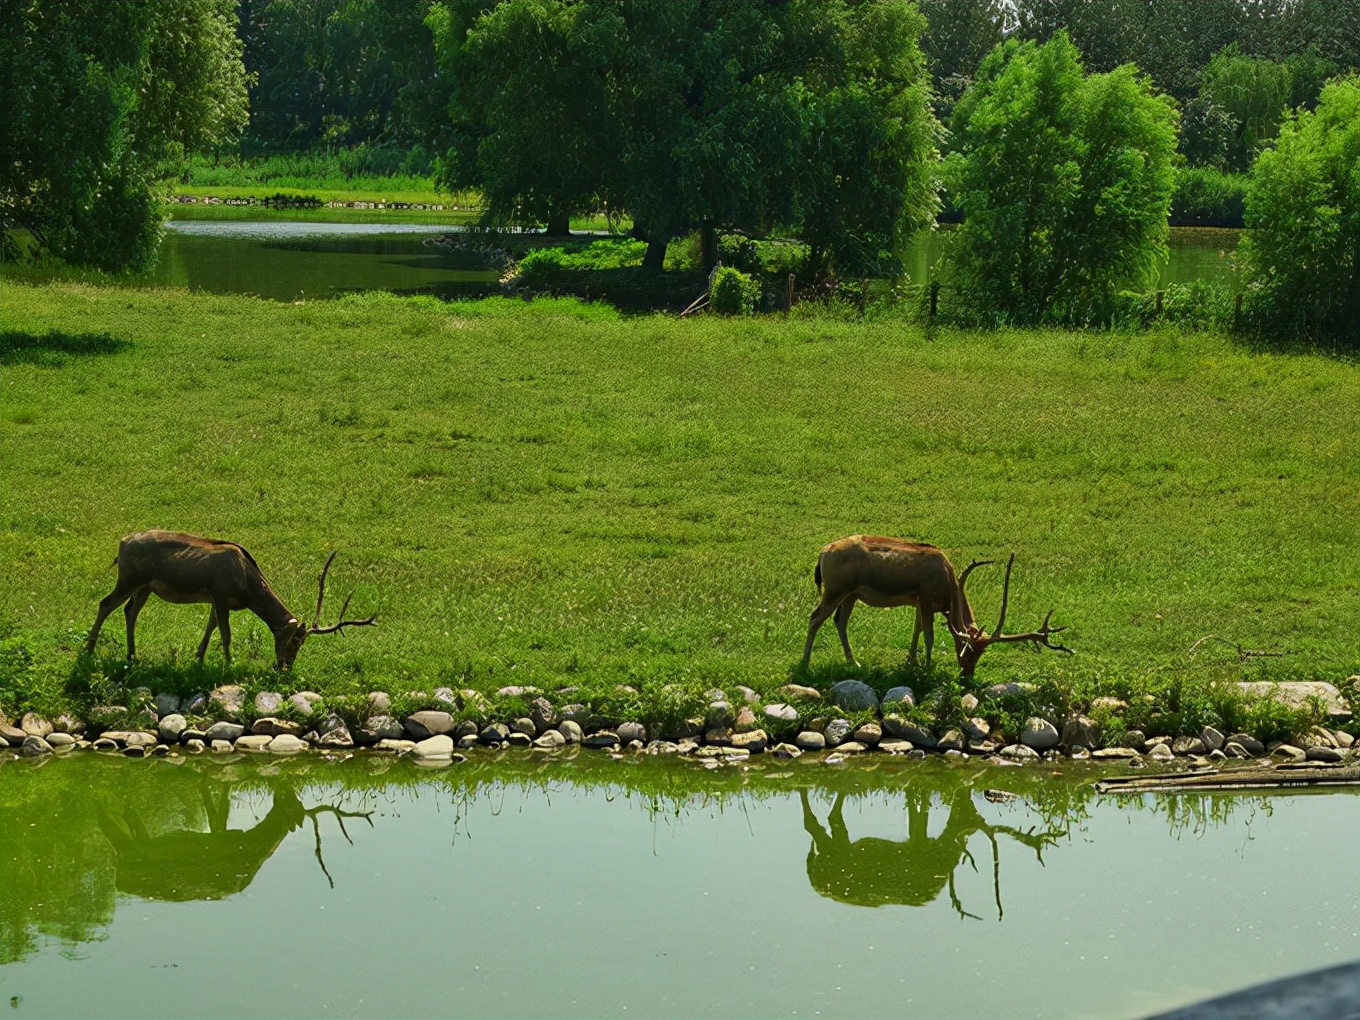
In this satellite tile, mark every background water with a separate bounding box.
[2,753,1355,1019]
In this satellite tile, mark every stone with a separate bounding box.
[1299,727,1338,749]
[675,739,700,755]
[507,732,532,747]
[878,738,915,754]
[181,728,207,744]
[204,721,245,743]
[235,735,273,752]
[937,730,965,751]
[736,685,760,706]
[733,705,758,732]
[414,734,455,759]
[148,743,170,757]
[1335,730,1355,749]
[122,745,146,758]
[583,731,620,749]
[87,705,128,729]
[828,680,878,712]
[91,737,118,751]
[1001,744,1039,761]
[959,693,978,713]
[706,701,734,729]
[52,713,84,735]
[456,735,479,750]
[1172,736,1207,756]
[1207,748,1227,761]
[645,740,681,755]
[1091,697,1128,713]
[404,711,456,739]
[1271,744,1307,762]
[210,739,235,753]
[511,717,537,737]
[963,717,991,742]
[480,722,510,745]
[763,703,799,726]
[1020,718,1060,750]
[125,731,158,748]
[882,686,916,708]
[559,719,583,743]
[944,748,969,761]
[495,685,539,699]
[853,722,882,746]
[823,718,852,747]
[0,724,26,747]
[771,743,802,759]
[158,714,188,743]
[981,682,1036,699]
[836,741,869,754]
[559,703,590,725]
[776,684,821,701]
[289,692,324,718]
[1116,729,1148,752]
[795,730,827,751]
[705,728,734,746]
[882,715,937,747]
[366,691,391,715]
[533,730,566,749]
[617,721,648,744]
[20,736,53,756]
[181,692,208,715]
[1061,716,1100,750]
[318,726,354,748]
[1092,747,1141,760]
[154,693,181,717]
[1223,741,1250,759]
[183,738,206,753]
[1236,681,1350,720]
[1306,745,1344,762]
[529,697,558,733]
[46,732,75,748]
[1200,726,1225,752]
[1148,743,1175,761]
[254,691,284,715]
[268,734,305,754]
[255,716,307,738]
[209,685,246,721]
[430,687,458,708]
[729,729,767,752]
[1226,733,1265,756]
[20,713,53,738]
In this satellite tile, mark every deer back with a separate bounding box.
[119,530,262,603]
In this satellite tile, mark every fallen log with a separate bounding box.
[1096,762,1360,794]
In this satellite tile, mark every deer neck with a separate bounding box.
[950,588,978,633]
[249,583,299,633]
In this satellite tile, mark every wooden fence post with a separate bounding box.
[929,280,939,318]
[786,273,795,315]
[1155,290,1164,317]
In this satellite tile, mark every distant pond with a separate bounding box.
[151,221,1243,303]
[1,753,1355,1019]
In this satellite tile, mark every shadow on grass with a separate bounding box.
[0,330,131,366]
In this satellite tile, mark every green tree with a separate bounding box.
[1239,75,1359,346]
[944,31,1179,323]
[1,0,249,270]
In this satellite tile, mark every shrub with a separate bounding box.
[709,266,761,314]
[1239,75,1359,347]
[943,32,1178,325]
[1169,167,1247,227]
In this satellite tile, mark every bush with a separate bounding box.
[1239,75,1359,347]
[709,266,761,314]
[943,32,1178,325]
[1169,167,1247,227]
[1111,280,1236,331]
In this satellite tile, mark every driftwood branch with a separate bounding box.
[1188,634,1293,660]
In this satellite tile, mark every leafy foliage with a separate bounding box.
[1169,167,1247,227]
[943,32,1179,324]
[1239,75,1359,347]
[709,266,760,315]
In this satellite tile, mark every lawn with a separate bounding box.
[1,282,1356,726]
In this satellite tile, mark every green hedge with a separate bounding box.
[1170,167,1247,228]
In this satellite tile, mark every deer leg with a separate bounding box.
[213,599,233,664]
[921,611,935,667]
[123,590,152,660]
[196,607,218,662]
[833,596,860,665]
[907,608,924,663]
[801,597,844,668]
[86,582,141,655]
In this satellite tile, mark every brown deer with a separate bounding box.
[84,530,375,670]
[800,535,1070,677]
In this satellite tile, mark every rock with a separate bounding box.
[583,731,620,749]
[705,728,734,746]
[883,686,916,708]
[87,705,128,729]
[963,717,991,742]
[254,691,284,715]
[829,680,878,712]
[853,722,882,746]
[882,716,937,747]
[878,738,915,754]
[20,736,53,756]
[559,719,583,743]
[125,731,156,749]
[235,735,273,752]
[1148,743,1175,761]
[268,734,305,754]
[507,732,532,747]
[480,722,510,745]
[204,721,245,743]
[1227,733,1265,756]
[1207,748,1227,761]
[1236,681,1350,720]
[374,738,416,753]
[153,693,181,717]
[776,684,821,701]
[150,743,171,757]
[20,713,52,738]
[559,703,590,725]
[981,682,1036,699]
[46,732,76,747]
[937,730,964,751]
[733,705,758,732]
[1299,727,1338,749]
[615,721,646,743]
[1172,736,1207,756]
[795,731,827,751]
[456,734,479,750]
[730,729,767,752]
[181,728,206,744]
[1001,744,1039,761]
[1020,718,1060,750]
[1115,729,1147,752]
[943,748,969,761]
[289,692,324,718]
[404,711,456,739]
[1201,726,1225,752]
[91,737,119,751]
[529,697,558,733]
[770,743,802,759]
[210,739,235,753]
[823,718,852,747]
[0,724,26,747]
[414,734,455,759]
[533,730,566,749]
[158,714,188,743]
[836,741,869,754]
[254,716,306,738]
[1092,747,1141,760]
[736,685,760,706]
[1271,744,1307,762]
[366,691,391,715]
[209,685,246,721]
[1306,745,1344,762]
[763,703,799,726]
[645,740,681,755]
[1223,741,1251,759]
[183,738,205,753]
[181,692,208,715]
[52,712,83,735]
[122,745,146,758]
[495,685,539,699]
[318,726,354,748]
[1335,730,1355,749]
[1060,716,1099,750]
[706,701,734,729]
[511,717,536,737]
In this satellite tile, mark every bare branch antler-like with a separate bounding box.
[310,551,377,635]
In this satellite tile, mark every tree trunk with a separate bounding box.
[544,206,571,237]
[642,236,668,272]
[700,224,719,276]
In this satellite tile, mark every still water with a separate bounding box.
[151,221,1241,303]
[2,753,1355,1019]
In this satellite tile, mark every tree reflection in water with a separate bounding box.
[799,786,1066,918]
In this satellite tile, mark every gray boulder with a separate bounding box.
[209,685,246,721]
[1060,716,1099,750]
[853,722,882,746]
[824,718,853,747]
[288,691,324,719]
[617,721,647,744]
[559,720,583,743]
[882,686,916,709]
[158,714,188,744]
[829,680,878,712]
[1200,726,1225,752]
[1020,718,1060,750]
[795,731,827,751]
[414,734,455,759]
[776,684,821,701]
[269,734,306,754]
[204,721,245,743]
[154,693,182,717]
[181,692,209,715]
[404,711,456,739]
[1226,733,1265,756]
[254,691,284,715]
[529,697,558,733]
[882,715,937,747]
[21,735,53,756]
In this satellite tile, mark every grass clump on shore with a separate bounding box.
[0,282,1356,732]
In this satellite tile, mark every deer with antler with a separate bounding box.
[801,535,1070,677]
[85,530,375,670]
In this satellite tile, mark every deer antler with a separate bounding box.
[956,558,995,595]
[975,554,1073,653]
[309,551,377,635]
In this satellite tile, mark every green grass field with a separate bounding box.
[1,282,1356,731]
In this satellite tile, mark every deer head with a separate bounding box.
[278,550,376,670]
[949,554,1072,678]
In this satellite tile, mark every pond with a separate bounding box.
[148,221,1242,303]
[2,753,1355,1018]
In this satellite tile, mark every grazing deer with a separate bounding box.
[84,530,375,670]
[801,535,1070,677]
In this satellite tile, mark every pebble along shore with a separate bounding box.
[3,679,1354,770]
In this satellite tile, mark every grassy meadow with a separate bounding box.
[1,281,1356,732]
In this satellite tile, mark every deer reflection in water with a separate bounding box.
[96,775,372,901]
[799,786,1065,919]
